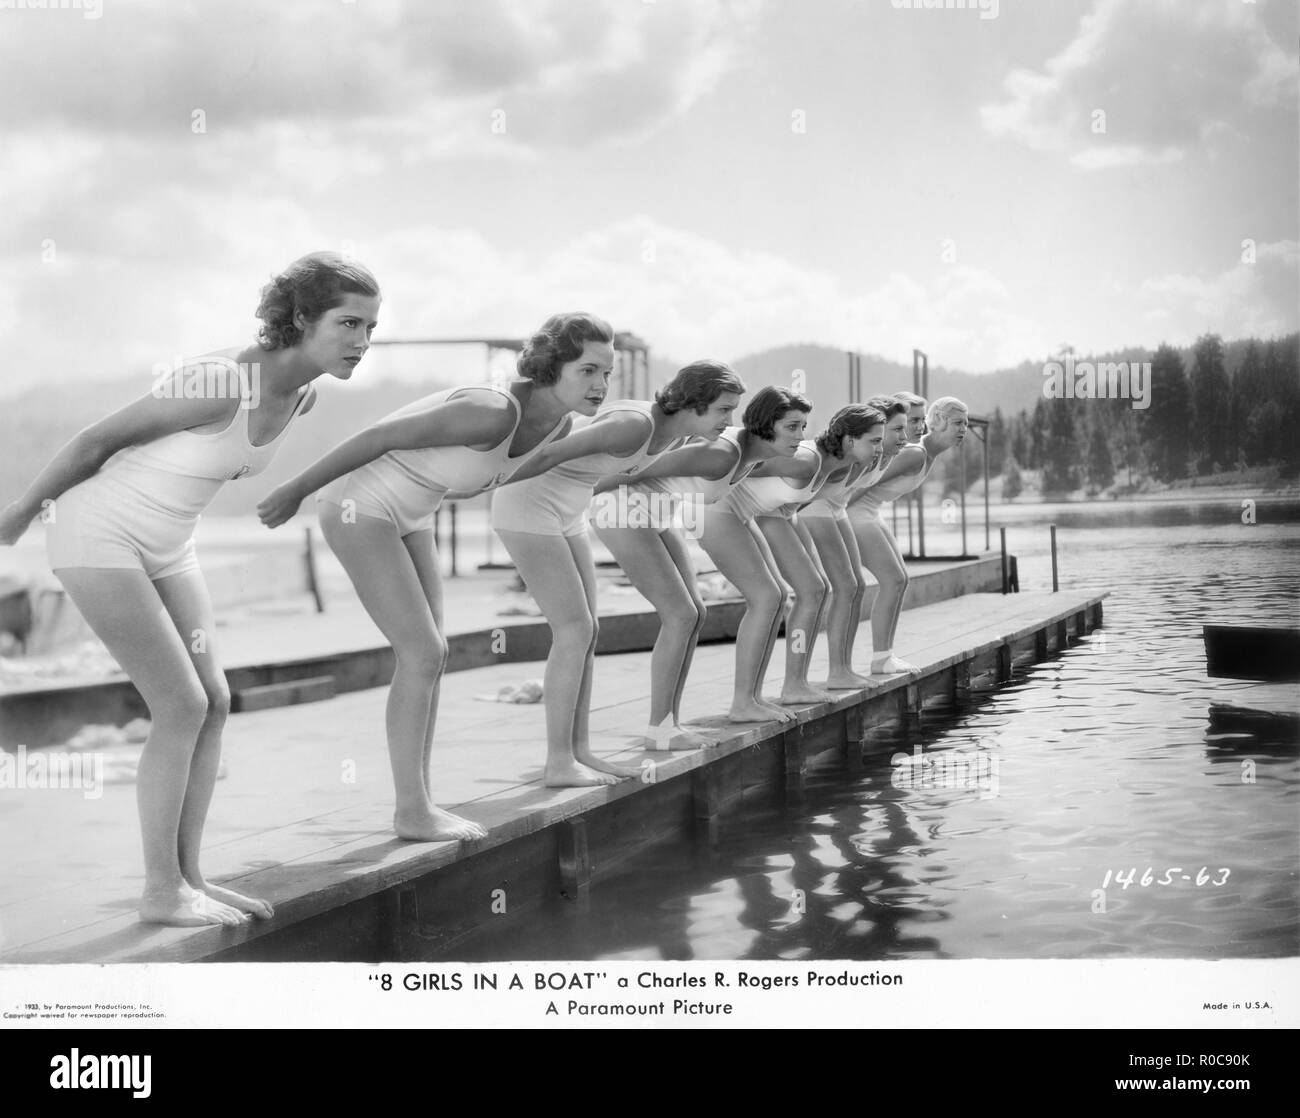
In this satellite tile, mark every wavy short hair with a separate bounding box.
[815,405,887,457]
[893,391,927,409]
[927,396,969,430]
[743,385,812,441]
[517,313,615,386]
[255,251,380,351]
[656,359,747,415]
[865,393,908,420]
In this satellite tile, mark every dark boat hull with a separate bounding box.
[1203,624,1300,681]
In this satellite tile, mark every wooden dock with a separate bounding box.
[0,555,1004,747]
[0,587,1103,964]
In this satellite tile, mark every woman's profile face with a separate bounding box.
[296,292,381,380]
[554,340,615,415]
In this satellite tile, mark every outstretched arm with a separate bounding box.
[747,445,820,484]
[846,445,925,507]
[257,389,515,527]
[592,438,728,494]
[0,368,236,545]
[495,412,652,488]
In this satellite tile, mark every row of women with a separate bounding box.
[0,252,968,928]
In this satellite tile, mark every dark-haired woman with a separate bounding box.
[728,392,841,707]
[586,360,746,751]
[0,251,381,927]
[489,328,744,787]
[796,405,888,689]
[255,316,595,840]
[682,387,828,721]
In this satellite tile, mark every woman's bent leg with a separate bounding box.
[54,567,246,927]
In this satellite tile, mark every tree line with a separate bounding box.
[925,333,1300,499]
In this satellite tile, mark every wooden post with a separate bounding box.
[378,885,418,959]
[692,768,721,845]
[954,658,972,701]
[557,818,591,901]
[783,724,805,796]
[1000,527,1009,594]
[1050,524,1059,592]
[997,643,1012,683]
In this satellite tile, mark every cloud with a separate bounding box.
[0,0,761,153]
[1134,239,1300,342]
[0,210,1056,396]
[980,0,1297,168]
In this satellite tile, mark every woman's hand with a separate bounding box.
[257,483,304,529]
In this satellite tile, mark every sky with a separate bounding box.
[0,0,1296,395]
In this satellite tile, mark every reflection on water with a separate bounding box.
[449,520,1300,961]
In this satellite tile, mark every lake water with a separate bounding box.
[449,501,1300,961]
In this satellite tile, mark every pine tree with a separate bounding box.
[1085,419,1114,492]
[1190,334,1232,473]
[1144,344,1191,481]
[1042,399,1081,493]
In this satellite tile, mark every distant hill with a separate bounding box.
[1,336,1285,519]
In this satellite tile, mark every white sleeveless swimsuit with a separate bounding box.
[492,401,685,538]
[318,384,564,536]
[46,357,308,579]
[602,426,756,532]
[801,454,887,522]
[848,445,935,524]
[721,440,828,523]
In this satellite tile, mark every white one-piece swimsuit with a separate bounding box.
[491,401,685,538]
[317,384,565,537]
[800,454,888,523]
[720,440,828,523]
[46,357,308,580]
[599,425,757,532]
[847,444,936,526]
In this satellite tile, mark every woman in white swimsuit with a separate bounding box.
[586,359,747,752]
[0,251,381,927]
[796,404,890,690]
[488,325,741,787]
[729,397,844,708]
[846,395,969,673]
[683,387,822,722]
[256,321,581,843]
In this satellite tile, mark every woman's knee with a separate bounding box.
[205,681,232,722]
[152,681,211,734]
[551,612,597,653]
[660,598,704,635]
[396,633,448,680]
[745,578,783,617]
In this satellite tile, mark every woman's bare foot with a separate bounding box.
[636,723,720,751]
[140,884,248,928]
[871,655,918,674]
[573,749,638,779]
[779,684,836,705]
[191,881,274,920]
[758,698,797,722]
[728,700,783,723]
[545,759,628,787]
[825,670,871,690]
[395,805,487,842]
